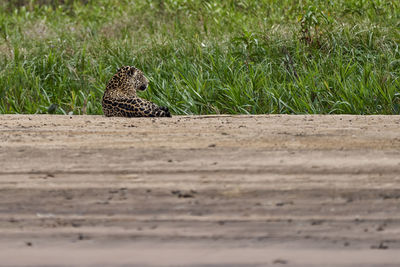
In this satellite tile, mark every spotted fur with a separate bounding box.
[102,66,171,117]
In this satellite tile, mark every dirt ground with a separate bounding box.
[1,114,400,266]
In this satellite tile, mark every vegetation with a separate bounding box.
[0,0,399,115]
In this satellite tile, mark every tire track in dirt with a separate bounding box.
[0,115,400,266]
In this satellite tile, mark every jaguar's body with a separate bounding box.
[102,66,171,117]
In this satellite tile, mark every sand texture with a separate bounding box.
[1,114,400,266]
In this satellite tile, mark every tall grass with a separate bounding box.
[0,0,399,115]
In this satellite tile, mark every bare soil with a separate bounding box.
[1,114,400,266]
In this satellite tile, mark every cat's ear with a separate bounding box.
[127,66,138,76]
[117,66,130,73]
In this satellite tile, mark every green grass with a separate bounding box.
[0,0,399,115]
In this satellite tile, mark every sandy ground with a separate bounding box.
[0,114,400,266]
